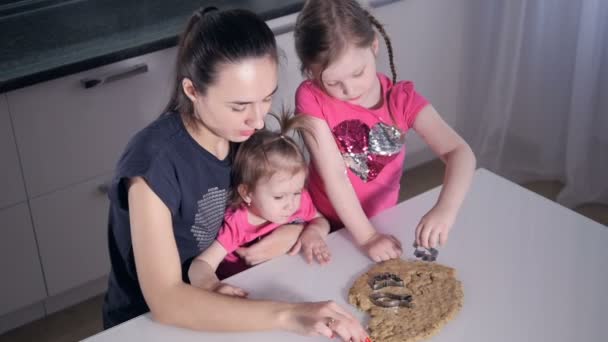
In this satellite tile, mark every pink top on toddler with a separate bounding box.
[215,190,318,278]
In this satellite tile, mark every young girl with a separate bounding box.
[293,0,476,262]
[188,115,331,295]
[103,7,368,341]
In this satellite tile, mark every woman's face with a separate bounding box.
[186,55,278,142]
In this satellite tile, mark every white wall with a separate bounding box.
[374,0,472,168]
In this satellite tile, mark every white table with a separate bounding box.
[84,169,608,341]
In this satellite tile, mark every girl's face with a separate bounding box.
[242,169,307,225]
[320,39,380,108]
[184,55,278,142]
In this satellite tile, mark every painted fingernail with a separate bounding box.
[365,337,372,342]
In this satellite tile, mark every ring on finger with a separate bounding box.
[326,317,336,328]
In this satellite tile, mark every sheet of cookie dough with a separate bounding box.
[349,259,463,342]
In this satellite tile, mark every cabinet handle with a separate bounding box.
[80,63,148,89]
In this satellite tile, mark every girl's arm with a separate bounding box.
[302,117,402,261]
[235,224,304,265]
[188,241,228,290]
[306,213,331,236]
[128,176,369,341]
[190,242,248,297]
[412,105,476,248]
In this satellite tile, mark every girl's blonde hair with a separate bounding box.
[230,112,313,207]
[294,0,400,128]
[294,0,396,84]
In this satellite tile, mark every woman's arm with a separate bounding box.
[302,117,402,261]
[128,176,369,340]
[412,105,476,247]
[129,176,283,330]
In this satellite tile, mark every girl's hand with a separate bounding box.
[280,300,370,342]
[236,224,304,265]
[361,232,403,262]
[414,205,457,249]
[288,227,331,265]
[213,283,248,298]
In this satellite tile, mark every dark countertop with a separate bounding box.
[0,0,399,93]
[0,0,305,93]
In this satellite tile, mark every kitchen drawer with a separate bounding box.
[7,47,176,197]
[29,174,112,296]
[0,95,27,208]
[0,203,47,316]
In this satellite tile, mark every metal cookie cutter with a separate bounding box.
[368,273,405,290]
[369,292,414,308]
[413,244,439,262]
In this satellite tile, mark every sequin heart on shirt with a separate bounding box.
[332,120,406,182]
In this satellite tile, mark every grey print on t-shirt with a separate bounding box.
[190,187,228,250]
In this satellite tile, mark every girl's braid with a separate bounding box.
[364,10,397,84]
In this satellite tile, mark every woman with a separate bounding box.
[102,7,369,342]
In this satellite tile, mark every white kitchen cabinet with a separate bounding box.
[0,203,47,316]
[29,173,112,296]
[373,0,469,167]
[0,95,27,208]
[373,0,467,125]
[7,47,177,198]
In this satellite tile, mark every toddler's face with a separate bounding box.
[321,42,379,108]
[247,170,307,224]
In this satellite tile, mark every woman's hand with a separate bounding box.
[360,232,403,262]
[279,300,370,342]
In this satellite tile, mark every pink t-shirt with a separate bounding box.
[295,73,428,227]
[215,190,317,277]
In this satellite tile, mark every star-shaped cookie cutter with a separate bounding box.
[368,273,405,290]
[369,292,414,308]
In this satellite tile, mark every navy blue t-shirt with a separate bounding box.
[102,112,232,329]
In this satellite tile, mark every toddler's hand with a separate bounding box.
[414,205,456,249]
[361,232,402,262]
[289,227,331,264]
[214,283,248,298]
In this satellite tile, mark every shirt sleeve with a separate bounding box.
[295,81,326,120]
[299,190,319,222]
[110,143,181,216]
[390,81,429,131]
[215,209,243,254]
